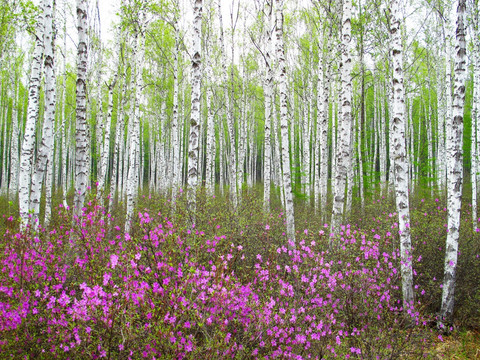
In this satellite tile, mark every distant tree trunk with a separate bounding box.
[19,0,44,227]
[61,16,68,207]
[187,0,202,215]
[331,0,353,239]
[98,74,117,198]
[275,0,295,244]
[379,80,387,193]
[74,0,89,216]
[356,113,364,208]
[110,83,124,211]
[9,78,19,199]
[218,0,237,207]
[439,0,467,327]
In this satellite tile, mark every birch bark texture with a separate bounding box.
[263,0,273,213]
[19,0,44,226]
[30,0,56,226]
[126,9,146,232]
[275,0,295,244]
[218,0,237,208]
[187,0,202,214]
[440,0,467,327]
[74,0,89,216]
[331,0,353,239]
[390,0,414,311]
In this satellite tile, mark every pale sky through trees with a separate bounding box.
[73,0,444,74]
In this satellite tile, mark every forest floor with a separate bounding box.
[0,185,479,358]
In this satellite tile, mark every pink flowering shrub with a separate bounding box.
[0,198,437,359]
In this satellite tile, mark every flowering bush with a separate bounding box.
[0,193,462,359]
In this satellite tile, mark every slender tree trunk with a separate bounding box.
[9,78,19,199]
[172,19,180,190]
[390,0,414,312]
[44,1,56,226]
[126,12,146,232]
[331,0,353,238]
[29,0,55,226]
[205,54,215,195]
[61,51,68,206]
[471,7,480,229]
[187,0,202,215]
[19,1,44,226]
[275,0,295,244]
[263,0,273,212]
[74,0,89,216]
[218,0,237,207]
[98,75,117,198]
[110,84,124,211]
[439,0,467,327]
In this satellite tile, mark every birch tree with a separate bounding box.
[8,75,19,199]
[263,0,273,213]
[171,7,181,190]
[30,0,56,226]
[331,0,353,238]
[19,0,44,226]
[439,0,467,327]
[275,0,295,244]
[74,0,89,216]
[126,5,146,232]
[390,0,414,312]
[187,0,202,215]
[218,0,237,207]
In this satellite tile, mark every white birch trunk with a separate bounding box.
[331,0,353,237]
[187,0,202,214]
[205,55,215,195]
[437,22,447,190]
[218,0,237,207]
[471,9,480,228]
[126,14,146,232]
[98,75,117,198]
[74,0,89,216]
[171,20,180,190]
[263,0,273,212]
[302,95,309,196]
[19,1,44,226]
[238,77,248,190]
[390,0,414,311]
[475,14,480,227]
[29,0,55,226]
[315,62,324,213]
[380,81,387,193]
[440,0,467,326]
[109,85,124,211]
[275,0,295,244]
[274,100,285,208]
[357,113,364,209]
[320,46,331,216]
[42,0,56,226]
[9,79,19,198]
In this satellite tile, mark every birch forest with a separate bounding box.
[1,0,480,357]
